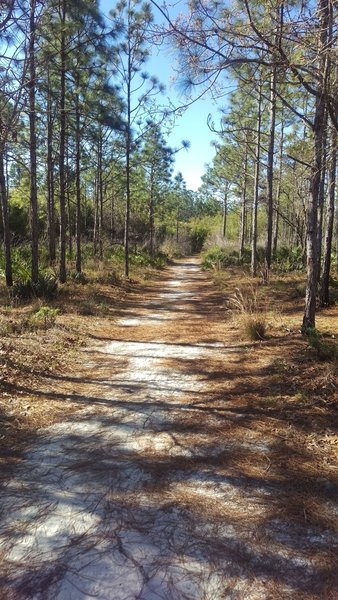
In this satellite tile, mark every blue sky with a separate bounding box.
[100,0,221,190]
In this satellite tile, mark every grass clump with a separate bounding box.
[0,305,59,334]
[243,317,266,341]
[29,306,60,331]
[306,327,337,361]
[228,286,267,341]
[69,271,88,285]
[77,299,97,316]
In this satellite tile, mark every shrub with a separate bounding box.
[160,239,183,259]
[109,271,122,285]
[70,271,88,285]
[30,306,59,331]
[189,223,209,253]
[77,299,97,316]
[130,250,166,269]
[274,246,305,272]
[202,247,236,270]
[201,246,258,270]
[11,272,58,301]
[34,273,58,299]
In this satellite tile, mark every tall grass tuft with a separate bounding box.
[228,286,267,341]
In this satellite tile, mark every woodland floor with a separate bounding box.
[0,257,337,600]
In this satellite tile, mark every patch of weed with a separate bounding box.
[306,327,337,361]
[29,306,60,331]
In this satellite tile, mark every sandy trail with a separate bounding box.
[0,259,337,599]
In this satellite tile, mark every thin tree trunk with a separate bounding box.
[273,117,284,256]
[265,65,277,274]
[66,132,72,257]
[317,108,328,281]
[5,150,9,200]
[319,125,336,306]
[0,149,12,286]
[75,90,81,273]
[98,134,103,260]
[149,164,155,256]
[29,0,38,283]
[251,78,262,277]
[222,185,227,239]
[110,192,115,243]
[93,175,98,254]
[47,70,56,264]
[239,140,248,259]
[124,64,131,277]
[59,0,67,283]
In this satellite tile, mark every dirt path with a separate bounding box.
[0,259,337,599]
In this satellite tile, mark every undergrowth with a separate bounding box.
[305,327,337,361]
[227,286,267,341]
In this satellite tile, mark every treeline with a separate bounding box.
[158,0,337,329]
[0,0,196,289]
[1,1,337,331]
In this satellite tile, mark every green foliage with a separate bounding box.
[69,271,88,285]
[201,246,243,269]
[328,277,338,305]
[9,200,29,239]
[274,246,305,272]
[130,249,167,269]
[189,222,209,252]
[0,305,59,335]
[201,245,268,270]
[30,306,59,330]
[306,328,337,361]
[105,246,125,263]
[104,245,166,269]
[11,272,58,301]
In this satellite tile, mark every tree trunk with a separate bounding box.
[319,125,336,306]
[265,65,276,273]
[0,149,12,286]
[29,0,38,284]
[66,132,72,257]
[98,134,103,260]
[222,186,227,239]
[251,78,262,277]
[93,175,98,254]
[273,116,284,256]
[317,108,328,281]
[124,61,131,278]
[75,90,82,273]
[47,70,56,264]
[239,140,248,259]
[302,0,330,331]
[58,0,67,283]
[110,192,115,243]
[149,164,155,256]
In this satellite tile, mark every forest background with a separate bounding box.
[0,0,337,333]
